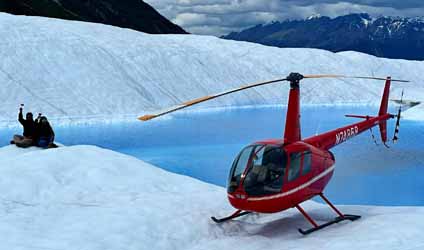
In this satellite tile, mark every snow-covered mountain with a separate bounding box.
[0,144,423,250]
[0,13,423,125]
[223,13,424,60]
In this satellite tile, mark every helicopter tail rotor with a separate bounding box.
[392,89,404,143]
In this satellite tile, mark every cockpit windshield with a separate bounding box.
[227,144,287,195]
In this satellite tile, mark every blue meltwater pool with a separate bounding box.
[1,106,423,206]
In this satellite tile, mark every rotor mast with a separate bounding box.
[284,73,303,143]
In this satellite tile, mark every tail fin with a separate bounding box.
[378,77,391,143]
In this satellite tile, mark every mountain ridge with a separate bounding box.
[223,13,424,60]
[0,0,187,34]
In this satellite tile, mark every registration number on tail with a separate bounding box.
[335,126,359,145]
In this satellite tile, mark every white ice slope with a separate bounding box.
[0,145,423,250]
[0,13,423,125]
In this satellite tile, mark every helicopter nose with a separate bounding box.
[228,191,250,211]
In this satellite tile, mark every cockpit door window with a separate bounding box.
[302,151,312,175]
[243,146,287,196]
[288,152,302,181]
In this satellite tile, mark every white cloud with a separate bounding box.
[145,0,424,36]
[174,13,211,26]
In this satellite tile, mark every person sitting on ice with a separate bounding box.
[10,105,36,148]
[34,116,57,149]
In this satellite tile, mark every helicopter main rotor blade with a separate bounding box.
[138,77,288,121]
[138,73,410,121]
[303,74,344,79]
[303,74,409,82]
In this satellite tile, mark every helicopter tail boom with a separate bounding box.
[304,77,399,149]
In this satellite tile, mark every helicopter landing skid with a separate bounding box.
[296,193,361,235]
[211,210,251,223]
[298,214,361,235]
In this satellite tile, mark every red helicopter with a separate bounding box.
[138,73,408,234]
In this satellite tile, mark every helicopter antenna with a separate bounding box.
[369,127,379,146]
[314,119,321,136]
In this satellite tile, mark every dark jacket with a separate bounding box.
[18,112,36,138]
[34,117,55,143]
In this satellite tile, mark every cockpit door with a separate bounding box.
[242,145,287,196]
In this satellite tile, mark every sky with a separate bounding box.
[144,0,424,36]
